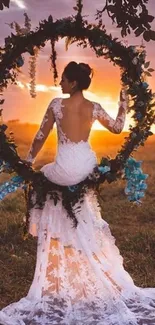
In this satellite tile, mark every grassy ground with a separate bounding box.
[0,136,155,309]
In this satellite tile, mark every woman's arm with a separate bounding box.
[26,100,55,163]
[93,90,128,134]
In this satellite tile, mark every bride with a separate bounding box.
[0,61,155,325]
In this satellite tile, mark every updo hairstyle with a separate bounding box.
[63,61,93,91]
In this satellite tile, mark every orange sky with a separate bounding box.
[8,44,154,133]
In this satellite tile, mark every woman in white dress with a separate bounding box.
[0,61,155,325]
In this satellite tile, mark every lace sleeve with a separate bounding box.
[26,99,56,163]
[93,95,128,134]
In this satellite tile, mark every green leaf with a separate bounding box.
[107,5,116,13]
[135,27,144,37]
[148,68,154,72]
[144,61,150,69]
[145,71,152,77]
[0,99,5,105]
[147,15,154,23]
[150,30,155,41]
[143,30,151,42]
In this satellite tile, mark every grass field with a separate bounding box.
[0,126,155,309]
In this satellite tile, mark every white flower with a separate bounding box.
[132,57,138,65]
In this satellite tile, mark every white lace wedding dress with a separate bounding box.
[0,98,155,325]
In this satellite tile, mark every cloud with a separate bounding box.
[10,0,27,9]
[17,80,119,112]
[17,81,61,93]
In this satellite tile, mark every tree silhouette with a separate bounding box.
[0,0,9,10]
[96,0,155,41]
[0,0,155,41]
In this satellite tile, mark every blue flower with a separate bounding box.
[139,182,147,190]
[134,161,142,168]
[129,46,137,53]
[5,162,11,168]
[16,56,24,67]
[0,175,24,201]
[68,185,78,192]
[12,175,24,182]
[131,132,137,139]
[124,157,148,204]
[142,82,149,89]
[136,112,143,121]
[98,166,110,174]
[107,42,112,48]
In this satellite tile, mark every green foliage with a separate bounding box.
[0,0,154,41]
[96,0,155,41]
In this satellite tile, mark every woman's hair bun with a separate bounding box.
[78,63,92,77]
[63,61,93,91]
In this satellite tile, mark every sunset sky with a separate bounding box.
[0,0,155,131]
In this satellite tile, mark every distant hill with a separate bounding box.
[90,129,128,147]
[5,120,155,151]
[2,119,155,167]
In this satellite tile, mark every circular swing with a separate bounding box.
[0,4,155,228]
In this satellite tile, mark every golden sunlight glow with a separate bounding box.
[16,81,25,89]
[34,85,49,92]
[16,80,141,132]
[84,91,131,131]
[25,83,61,93]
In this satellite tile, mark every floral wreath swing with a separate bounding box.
[0,0,155,230]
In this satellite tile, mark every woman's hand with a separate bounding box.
[119,88,129,111]
[120,88,127,102]
[21,159,33,167]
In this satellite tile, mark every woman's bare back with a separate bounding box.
[26,95,127,163]
[60,97,94,143]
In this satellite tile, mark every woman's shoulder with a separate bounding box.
[48,97,62,109]
[80,98,99,109]
[88,100,101,109]
[84,98,100,106]
[49,97,101,109]
[50,97,62,104]
[47,98,63,118]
